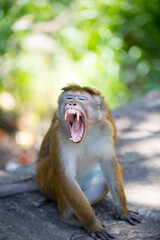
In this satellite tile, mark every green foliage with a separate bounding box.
[0,0,160,118]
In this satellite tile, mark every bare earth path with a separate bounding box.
[0,90,160,240]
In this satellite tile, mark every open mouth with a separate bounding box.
[65,109,85,143]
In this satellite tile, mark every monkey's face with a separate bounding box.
[57,90,105,143]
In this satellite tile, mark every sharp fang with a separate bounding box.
[65,112,67,120]
[77,112,79,121]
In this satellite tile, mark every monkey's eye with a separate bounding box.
[66,95,88,101]
[66,95,75,100]
[78,96,88,101]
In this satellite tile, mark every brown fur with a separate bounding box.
[61,84,101,96]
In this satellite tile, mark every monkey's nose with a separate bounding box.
[69,102,77,106]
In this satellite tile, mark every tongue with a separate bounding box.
[71,118,82,142]
[74,118,81,131]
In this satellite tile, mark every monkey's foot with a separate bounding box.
[115,210,142,225]
[89,229,114,240]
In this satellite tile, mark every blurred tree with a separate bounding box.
[0,0,160,116]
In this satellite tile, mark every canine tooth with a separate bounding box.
[77,112,79,121]
[65,112,67,120]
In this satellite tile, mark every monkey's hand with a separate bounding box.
[115,210,142,225]
[89,228,114,240]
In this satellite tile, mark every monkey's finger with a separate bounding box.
[96,233,106,240]
[128,210,139,215]
[96,232,114,240]
[98,231,114,240]
[90,232,98,240]
[128,210,142,223]
[130,214,142,223]
[121,216,136,225]
[127,217,136,225]
[105,232,114,239]
[90,230,114,240]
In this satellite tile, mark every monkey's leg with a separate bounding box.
[37,156,82,227]
[37,156,56,200]
[100,155,142,225]
[53,184,83,228]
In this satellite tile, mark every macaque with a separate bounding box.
[0,85,142,240]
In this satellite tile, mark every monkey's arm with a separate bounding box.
[100,152,142,225]
[55,172,114,239]
[58,173,101,229]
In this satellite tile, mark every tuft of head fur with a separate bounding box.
[61,84,101,97]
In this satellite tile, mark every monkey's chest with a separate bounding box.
[76,150,98,182]
[76,130,113,182]
[62,127,112,183]
[75,137,106,182]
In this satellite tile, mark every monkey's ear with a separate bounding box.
[100,96,108,113]
[100,96,105,107]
